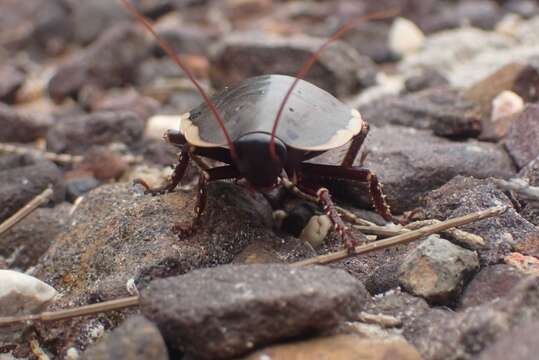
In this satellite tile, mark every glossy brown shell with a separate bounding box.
[181,74,363,150]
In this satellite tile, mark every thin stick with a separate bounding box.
[0,296,140,327]
[0,188,53,236]
[292,205,507,266]
[0,143,82,164]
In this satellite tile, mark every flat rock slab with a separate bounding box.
[81,316,168,360]
[141,264,370,359]
[312,125,515,213]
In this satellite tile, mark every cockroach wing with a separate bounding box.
[182,75,363,150]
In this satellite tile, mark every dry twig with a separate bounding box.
[291,205,506,266]
[0,143,83,164]
[493,178,539,204]
[0,187,53,236]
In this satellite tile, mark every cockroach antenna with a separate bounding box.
[269,7,401,160]
[119,0,238,160]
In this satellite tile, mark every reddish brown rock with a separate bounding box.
[460,264,526,308]
[505,104,539,168]
[0,103,53,143]
[0,64,25,103]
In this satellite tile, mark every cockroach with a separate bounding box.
[122,0,396,251]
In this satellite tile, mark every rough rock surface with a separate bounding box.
[141,264,370,359]
[0,103,53,143]
[32,182,296,354]
[0,159,65,222]
[0,204,70,270]
[244,335,422,360]
[460,264,527,308]
[209,32,374,97]
[423,176,539,264]
[81,316,168,360]
[360,88,481,137]
[505,104,539,168]
[48,24,150,102]
[399,236,480,305]
[45,111,144,154]
[478,319,539,360]
[313,126,515,213]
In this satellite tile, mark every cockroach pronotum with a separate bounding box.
[122,0,397,251]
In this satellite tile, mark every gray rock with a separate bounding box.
[209,32,375,98]
[0,159,65,222]
[141,264,369,359]
[45,111,144,154]
[32,181,280,353]
[360,88,481,137]
[48,23,150,102]
[0,64,24,103]
[460,264,526,308]
[404,66,449,93]
[312,126,515,213]
[0,103,53,143]
[0,204,70,270]
[505,104,539,168]
[399,236,480,305]
[423,176,539,264]
[81,316,168,360]
[478,319,539,360]
[517,155,539,225]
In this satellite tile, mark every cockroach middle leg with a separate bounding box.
[316,187,367,253]
[134,145,191,195]
[341,121,369,167]
[301,163,394,222]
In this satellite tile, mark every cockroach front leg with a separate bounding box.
[172,164,242,237]
[134,145,191,195]
[316,187,367,253]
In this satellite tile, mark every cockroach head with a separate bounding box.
[234,132,287,189]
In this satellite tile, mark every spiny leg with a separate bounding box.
[172,164,241,236]
[134,145,191,195]
[341,121,369,168]
[316,187,368,253]
[301,163,393,222]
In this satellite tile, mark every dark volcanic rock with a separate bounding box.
[209,32,375,97]
[81,316,168,360]
[46,111,144,154]
[0,204,70,270]
[423,176,539,264]
[367,276,539,360]
[460,264,526,308]
[48,23,150,102]
[478,319,539,360]
[505,104,539,168]
[0,64,25,103]
[65,176,102,202]
[313,126,515,213]
[0,159,65,222]
[404,66,449,93]
[360,88,481,138]
[398,236,479,305]
[141,264,370,359]
[517,156,539,225]
[0,103,53,143]
[33,181,282,353]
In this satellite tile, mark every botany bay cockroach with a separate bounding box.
[122,0,397,252]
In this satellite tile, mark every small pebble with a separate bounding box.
[389,17,425,56]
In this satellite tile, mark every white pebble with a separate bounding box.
[389,17,425,56]
[0,270,58,317]
[144,114,181,140]
[300,215,332,248]
[491,90,524,122]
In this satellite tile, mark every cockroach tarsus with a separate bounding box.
[122,0,396,252]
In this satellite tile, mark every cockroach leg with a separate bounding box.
[301,163,394,222]
[315,187,366,253]
[134,145,191,195]
[172,164,242,237]
[164,129,187,146]
[341,121,369,167]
